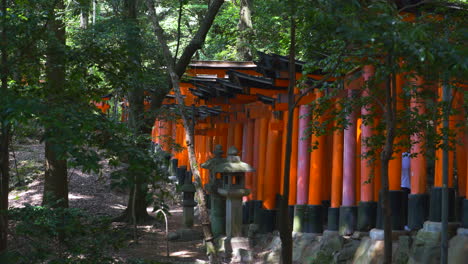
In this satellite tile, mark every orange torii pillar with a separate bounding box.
[242,119,255,203]
[293,104,312,232]
[242,119,255,224]
[306,90,326,233]
[153,119,163,145]
[252,117,269,226]
[280,109,299,225]
[339,89,359,235]
[261,115,283,232]
[355,118,362,204]
[357,66,378,231]
[227,123,236,150]
[430,86,457,223]
[407,76,429,230]
[234,123,244,154]
[327,110,344,231]
[251,119,261,201]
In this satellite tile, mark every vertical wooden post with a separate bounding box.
[296,105,311,204]
[308,90,325,206]
[251,119,261,201]
[234,123,244,154]
[342,89,358,207]
[263,116,282,209]
[257,117,269,201]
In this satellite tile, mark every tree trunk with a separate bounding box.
[43,141,69,208]
[440,78,451,264]
[171,72,220,264]
[146,1,225,262]
[80,1,89,29]
[118,0,150,222]
[381,57,396,264]
[279,13,295,264]
[115,182,151,223]
[42,0,69,208]
[0,0,9,252]
[236,0,253,61]
[0,126,9,253]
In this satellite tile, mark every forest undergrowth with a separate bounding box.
[6,139,207,264]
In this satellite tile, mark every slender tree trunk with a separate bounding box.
[440,78,451,264]
[381,55,396,264]
[119,0,150,222]
[279,13,295,264]
[80,1,89,29]
[43,142,69,207]
[146,1,225,262]
[42,0,69,208]
[0,0,9,252]
[236,0,253,61]
[170,71,220,263]
[0,126,9,253]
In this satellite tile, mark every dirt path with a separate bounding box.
[8,140,208,263]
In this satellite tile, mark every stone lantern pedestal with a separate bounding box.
[213,146,255,262]
[181,171,197,228]
[218,188,250,237]
[201,145,227,237]
[213,146,254,238]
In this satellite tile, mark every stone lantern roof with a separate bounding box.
[201,145,226,170]
[213,146,255,174]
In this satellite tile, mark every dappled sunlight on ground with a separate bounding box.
[9,179,44,206]
[111,204,127,210]
[170,250,200,258]
[69,193,94,200]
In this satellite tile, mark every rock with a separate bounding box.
[369,228,408,241]
[292,232,319,262]
[167,228,203,242]
[264,249,281,264]
[215,236,230,253]
[168,231,180,241]
[306,231,344,263]
[248,224,258,238]
[334,239,360,263]
[267,236,282,251]
[320,232,344,254]
[448,235,468,264]
[352,231,369,240]
[394,236,411,264]
[408,230,441,264]
[231,248,253,264]
[352,237,384,264]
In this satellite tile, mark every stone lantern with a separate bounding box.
[201,145,227,237]
[213,146,254,238]
[181,170,197,228]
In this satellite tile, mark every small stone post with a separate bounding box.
[201,145,227,237]
[214,146,254,238]
[181,171,197,228]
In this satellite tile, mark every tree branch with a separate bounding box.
[293,51,345,109]
[398,0,432,13]
[174,0,184,64]
[174,0,225,77]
